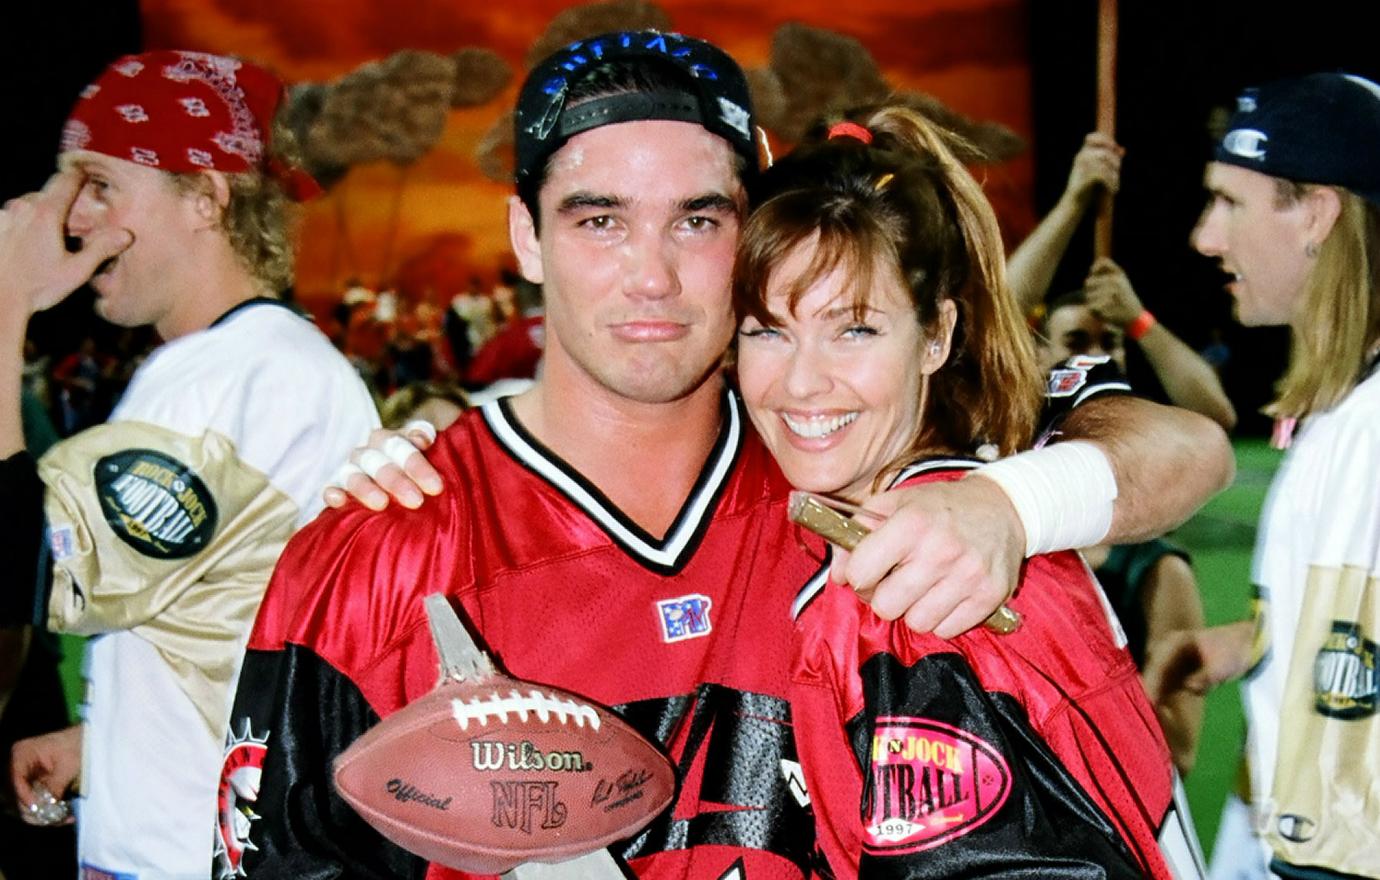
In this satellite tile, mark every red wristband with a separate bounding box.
[1126,310,1157,341]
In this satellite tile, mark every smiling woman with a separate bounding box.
[736,245,932,502]
[733,106,1202,878]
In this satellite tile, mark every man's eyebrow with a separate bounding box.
[681,193,738,214]
[60,156,94,174]
[556,192,628,214]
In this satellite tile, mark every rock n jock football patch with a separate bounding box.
[95,448,218,559]
[862,716,1011,854]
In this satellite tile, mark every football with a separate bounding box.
[333,672,677,873]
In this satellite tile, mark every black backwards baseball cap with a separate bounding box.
[513,30,758,184]
[1215,72,1380,206]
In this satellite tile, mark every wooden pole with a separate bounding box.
[1094,0,1118,258]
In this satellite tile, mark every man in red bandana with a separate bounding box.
[0,50,377,878]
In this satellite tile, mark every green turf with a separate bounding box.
[1172,437,1283,854]
[53,439,1282,855]
[56,633,83,720]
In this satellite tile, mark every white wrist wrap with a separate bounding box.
[974,440,1118,556]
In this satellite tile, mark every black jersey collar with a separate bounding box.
[887,456,981,488]
[479,387,743,574]
[209,296,304,329]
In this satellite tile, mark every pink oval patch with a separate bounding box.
[861,716,1011,854]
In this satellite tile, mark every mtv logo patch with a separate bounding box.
[1046,368,1088,398]
[48,525,77,562]
[656,594,713,643]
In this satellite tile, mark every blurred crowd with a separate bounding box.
[18,266,547,443]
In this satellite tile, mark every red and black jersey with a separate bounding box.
[789,460,1196,880]
[219,389,824,880]
[1039,354,1132,441]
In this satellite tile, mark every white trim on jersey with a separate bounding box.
[1073,380,1133,408]
[888,457,981,486]
[480,388,743,572]
[791,555,831,621]
[1160,772,1209,879]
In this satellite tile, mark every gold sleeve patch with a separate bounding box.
[38,420,299,739]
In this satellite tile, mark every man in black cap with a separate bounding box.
[1149,72,1380,880]
[228,30,1231,877]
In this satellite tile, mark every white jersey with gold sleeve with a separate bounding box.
[37,301,378,880]
[1244,367,1380,879]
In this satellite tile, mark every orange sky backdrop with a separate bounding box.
[140,0,1036,312]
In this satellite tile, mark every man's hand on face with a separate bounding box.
[830,475,1025,639]
[0,171,131,321]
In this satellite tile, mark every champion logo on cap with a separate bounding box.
[1222,128,1268,161]
[1214,73,1380,208]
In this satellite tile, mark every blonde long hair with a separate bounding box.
[1269,185,1380,418]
